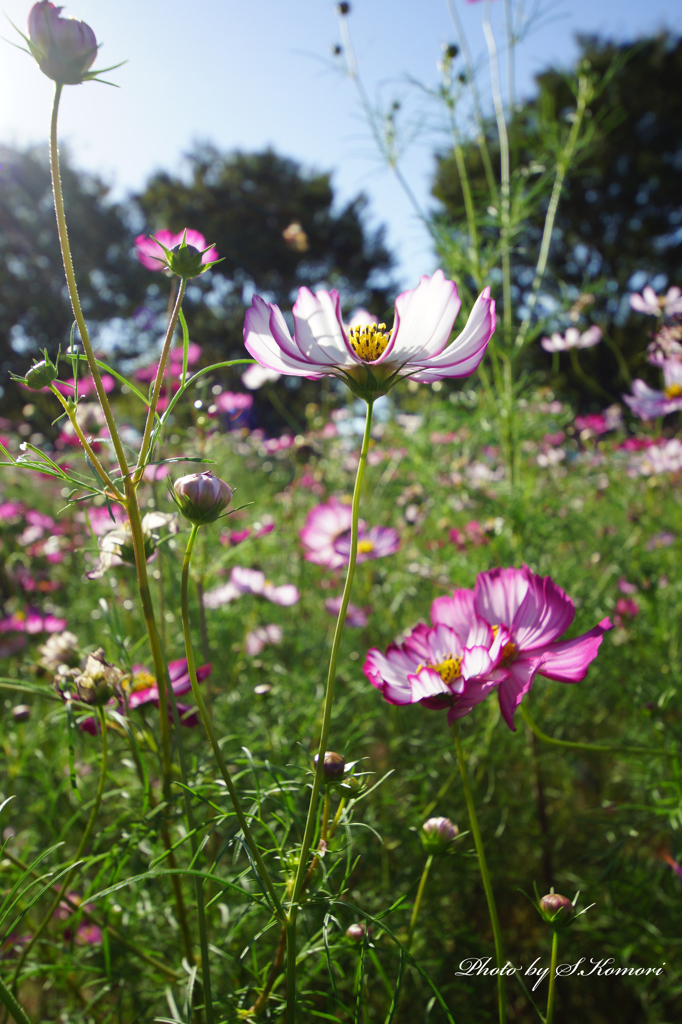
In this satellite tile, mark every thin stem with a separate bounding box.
[49,84,128,480]
[0,975,32,1024]
[181,525,284,920]
[49,386,123,501]
[133,278,187,485]
[12,704,109,988]
[286,398,374,1022]
[406,855,433,952]
[519,703,672,756]
[482,3,512,344]
[513,75,590,352]
[546,930,560,1024]
[453,723,506,1023]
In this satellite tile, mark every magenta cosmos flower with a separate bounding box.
[464,566,612,729]
[243,270,495,397]
[135,229,219,272]
[623,359,682,420]
[203,566,299,609]
[630,286,682,318]
[300,498,399,569]
[363,615,506,724]
[541,326,602,352]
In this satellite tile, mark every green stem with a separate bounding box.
[406,855,433,952]
[181,525,284,920]
[49,83,129,480]
[513,75,590,353]
[453,723,506,1023]
[546,930,560,1024]
[12,705,109,989]
[0,975,32,1024]
[286,398,374,1022]
[519,703,672,756]
[133,278,187,485]
[49,385,123,501]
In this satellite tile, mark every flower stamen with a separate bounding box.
[357,539,375,553]
[500,641,517,666]
[349,323,391,363]
[425,654,463,686]
[664,383,682,399]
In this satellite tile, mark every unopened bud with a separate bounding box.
[346,922,365,941]
[336,3,351,15]
[421,816,459,853]
[173,472,233,525]
[164,237,220,279]
[28,2,98,85]
[444,43,459,61]
[12,705,31,723]
[539,893,574,922]
[23,352,60,390]
[314,750,346,783]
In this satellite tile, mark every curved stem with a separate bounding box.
[133,278,187,485]
[454,723,506,1023]
[546,929,560,1024]
[49,84,129,480]
[49,386,124,501]
[286,398,374,1022]
[519,703,672,756]
[0,975,32,1024]
[406,855,433,952]
[12,704,109,989]
[181,525,284,921]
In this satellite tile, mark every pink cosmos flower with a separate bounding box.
[647,326,682,366]
[203,566,299,609]
[614,598,639,627]
[214,391,253,420]
[324,597,368,628]
[299,498,399,570]
[135,230,219,272]
[245,624,283,656]
[630,286,682,317]
[624,360,682,420]
[574,405,623,436]
[469,566,612,729]
[364,615,506,724]
[243,270,495,396]
[541,326,602,352]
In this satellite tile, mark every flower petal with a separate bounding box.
[534,618,613,682]
[385,270,461,363]
[431,588,475,641]
[407,288,495,381]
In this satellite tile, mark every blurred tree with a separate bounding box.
[432,34,682,407]
[0,143,145,405]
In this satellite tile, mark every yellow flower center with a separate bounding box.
[126,669,156,693]
[349,323,391,363]
[357,539,375,553]
[500,641,517,666]
[664,383,682,399]
[425,654,463,686]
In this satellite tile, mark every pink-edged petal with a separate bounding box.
[407,289,495,381]
[447,677,500,723]
[497,655,544,731]
[431,588,475,641]
[409,667,457,701]
[203,582,241,608]
[464,615,495,651]
[511,571,575,650]
[244,296,326,377]
[385,271,461,363]
[460,644,494,681]
[263,583,300,606]
[534,618,613,682]
[363,645,419,705]
[474,566,531,630]
[292,288,354,365]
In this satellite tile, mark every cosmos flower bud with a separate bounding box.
[173,472,233,526]
[314,750,346,783]
[539,893,574,923]
[28,3,98,85]
[420,816,459,853]
[346,922,366,941]
[22,351,60,390]
[12,705,31,723]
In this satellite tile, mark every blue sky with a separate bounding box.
[1,0,678,287]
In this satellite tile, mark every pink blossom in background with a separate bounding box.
[575,405,623,436]
[543,432,566,447]
[618,579,638,595]
[0,609,67,634]
[244,270,495,390]
[662,852,682,882]
[300,498,399,569]
[541,326,602,352]
[135,229,219,272]
[618,437,656,452]
[219,522,274,547]
[242,363,281,389]
[53,375,115,397]
[624,360,682,420]
[645,531,676,551]
[245,624,283,656]
[262,435,295,454]
[214,391,253,419]
[0,501,26,522]
[633,438,682,476]
[614,598,639,627]
[630,286,682,317]
[470,566,612,729]
[324,597,368,628]
[647,326,682,366]
[203,566,299,608]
